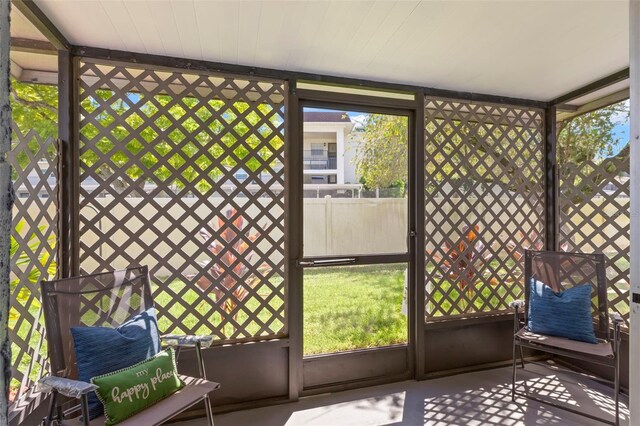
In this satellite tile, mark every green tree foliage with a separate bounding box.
[78,90,283,193]
[10,79,57,139]
[557,101,629,165]
[556,100,630,207]
[11,80,284,193]
[354,114,408,191]
[9,220,56,321]
[9,81,58,399]
[9,80,58,184]
[356,102,630,198]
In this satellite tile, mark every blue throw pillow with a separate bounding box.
[528,279,597,344]
[71,307,161,420]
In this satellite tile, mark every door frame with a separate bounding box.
[286,86,425,397]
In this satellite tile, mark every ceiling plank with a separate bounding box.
[347,1,407,72]
[10,58,23,80]
[214,1,240,64]
[12,0,69,50]
[121,1,162,55]
[194,1,221,64]
[254,2,290,68]
[555,104,579,112]
[551,68,630,105]
[170,0,202,62]
[238,1,262,67]
[17,69,57,85]
[557,89,629,122]
[100,0,145,55]
[291,1,332,70]
[305,1,364,72]
[149,2,185,59]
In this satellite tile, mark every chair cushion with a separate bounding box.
[528,280,597,344]
[515,328,613,358]
[71,307,161,419]
[60,375,220,426]
[91,349,184,426]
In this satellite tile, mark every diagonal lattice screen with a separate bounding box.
[8,127,58,409]
[558,147,629,323]
[424,98,545,319]
[78,60,286,342]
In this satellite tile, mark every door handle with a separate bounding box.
[407,229,416,251]
[297,258,357,267]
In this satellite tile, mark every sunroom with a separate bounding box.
[2,0,639,425]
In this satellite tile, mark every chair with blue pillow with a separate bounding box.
[511,250,623,425]
[37,266,220,425]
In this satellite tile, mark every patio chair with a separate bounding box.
[37,266,220,425]
[511,250,623,426]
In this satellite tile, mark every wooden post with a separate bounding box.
[58,50,77,277]
[544,106,557,251]
[630,1,640,422]
[0,1,14,423]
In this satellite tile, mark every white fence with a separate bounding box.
[77,196,407,275]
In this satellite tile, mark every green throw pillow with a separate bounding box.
[91,348,184,425]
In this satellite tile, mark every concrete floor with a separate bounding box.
[177,362,629,426]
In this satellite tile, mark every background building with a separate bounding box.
[303,111,360,185]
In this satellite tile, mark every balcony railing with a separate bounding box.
[303,150,337,170]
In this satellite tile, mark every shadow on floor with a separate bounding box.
[176,362,629,426]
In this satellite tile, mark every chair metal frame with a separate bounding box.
[39,266,216,426]
[511,250,623,426]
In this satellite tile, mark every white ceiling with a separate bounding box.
[9,8,58,84]
[566,79,629,106]
[10,6,48,41]
[30,0,630,102]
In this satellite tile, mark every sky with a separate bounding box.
[614,123,630,147]
[611,100,631,155]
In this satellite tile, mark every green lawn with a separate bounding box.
[303,263,408,355]
[151,264,409,355]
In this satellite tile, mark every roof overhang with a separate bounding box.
[9,0,631,110]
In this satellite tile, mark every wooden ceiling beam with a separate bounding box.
[10,37,56,55]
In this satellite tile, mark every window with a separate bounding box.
[311,143,324,156]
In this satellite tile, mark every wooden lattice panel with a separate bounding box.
[78,60,286,342]
[8,127,58,407]
[424,98,544,319]
[558,148,630,322]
